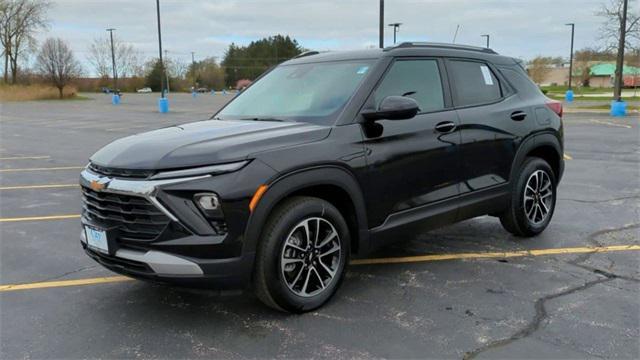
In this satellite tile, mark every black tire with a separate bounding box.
[254,196,350,313]
[500,157,557,237]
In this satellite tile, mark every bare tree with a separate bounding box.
[528,57,555,84]
[87,35,143,79]
[0,0,50,84]
[36,37,81,98]
[597,0,639,51]
[598,0,639,100]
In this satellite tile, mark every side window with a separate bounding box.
[448,60,502,106]
[374,59,445,113]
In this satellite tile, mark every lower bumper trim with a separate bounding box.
[115,248,203,276]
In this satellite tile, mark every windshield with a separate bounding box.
[216,60,374,125]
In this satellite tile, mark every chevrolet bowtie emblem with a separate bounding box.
[90,178,110,192]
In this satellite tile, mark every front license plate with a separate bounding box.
[85,226,109,253]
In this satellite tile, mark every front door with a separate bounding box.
[360,58,461,230]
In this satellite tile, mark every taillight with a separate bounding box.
[545,100,563,118]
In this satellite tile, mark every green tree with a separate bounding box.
[187,56,225,90]
[144,58,164,91]
[222,34,304,86]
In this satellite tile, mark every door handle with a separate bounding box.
[510,111,527,121]
[435,121,456,133]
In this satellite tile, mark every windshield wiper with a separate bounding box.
[240,117,289,122]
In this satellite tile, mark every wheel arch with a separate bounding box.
[244,165,370,256]
[511,132,564,183]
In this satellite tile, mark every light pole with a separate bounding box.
[379,0,384,48]
[388,23,402,44]
[156,0,168,112]
[106,28,118,100]
[481,34,490,48]
[191,51,196,90]
[164,49,170,94]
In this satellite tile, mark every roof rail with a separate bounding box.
[386,42,497,54]
[293,50,320,59]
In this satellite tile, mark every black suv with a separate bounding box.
[80,42,564,312]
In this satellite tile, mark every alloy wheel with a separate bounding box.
[280,217,341,297]
[523,169,553,225]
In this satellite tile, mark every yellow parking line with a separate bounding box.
[0,214,80,223]
[0,276,133,292]
[563,153,573,160]
[0,166,84,173]
[1,245,638,293]
[0,184,77,191]
[350,244,640,265]
[0,155,50,160]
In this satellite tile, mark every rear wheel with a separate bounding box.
[500,157,556,237]
[254,196,349,313]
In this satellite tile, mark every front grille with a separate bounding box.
[89,163,154,179]
[81,187,170,241]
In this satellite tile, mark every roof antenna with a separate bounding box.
[452,24,461,43]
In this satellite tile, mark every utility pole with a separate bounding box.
[566,23,575,90]
[106,28,117,92]
[613,0,628,102]
[388,23,402,44]
[481,34,490,48]
[379,0,384,48]
[156,0,165,98]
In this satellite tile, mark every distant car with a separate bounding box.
[101,87,111,94]
[196,87,209,93]
[137,87,152,93]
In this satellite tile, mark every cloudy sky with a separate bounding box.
[37,0,612,75]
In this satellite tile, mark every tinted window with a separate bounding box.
[374,59,445,113]
[449,60,502,106]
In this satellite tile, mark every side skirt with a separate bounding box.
[365,184,510,254]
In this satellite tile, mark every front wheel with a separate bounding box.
[254,196,349,313]
[500,157,557,237]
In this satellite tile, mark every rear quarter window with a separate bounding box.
[498,66,545,99]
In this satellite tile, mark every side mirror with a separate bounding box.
[362,96,420,121]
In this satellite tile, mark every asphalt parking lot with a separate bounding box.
[1,93,638,359]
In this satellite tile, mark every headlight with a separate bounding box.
[149,160,249,180]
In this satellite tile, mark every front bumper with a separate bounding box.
[79,167,260,288]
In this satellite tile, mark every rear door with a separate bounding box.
[446,58,529,194]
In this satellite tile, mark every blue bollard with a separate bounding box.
[565,90,574,102]
[112,94,120,105]
[192,91,197,98]
[211,90,215,95]
[610,101,627,117]
[158,97,169,113]
[222,89,227,95]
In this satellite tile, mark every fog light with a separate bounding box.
[194,193,220,210]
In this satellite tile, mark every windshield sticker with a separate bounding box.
[480,65,494,85]
[356,66,369,75]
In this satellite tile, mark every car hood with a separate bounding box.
[90,120,331,170]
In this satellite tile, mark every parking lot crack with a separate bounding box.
[464,224,640,360]
[462,275,614,360]
[558,194,640,204]
[40,265,98,282]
